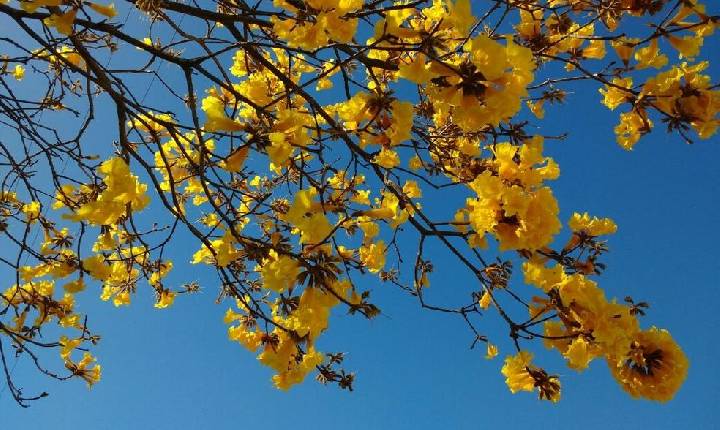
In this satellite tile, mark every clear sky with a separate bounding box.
[1,4,719,429]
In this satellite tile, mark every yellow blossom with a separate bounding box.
[486,343,498,360]
[667,35,702,59]
[599,77,633,110]
[22,201,41,223]
[44,9,77,36]
[373,147,400,169]
[88,2,117,18]
[502,351,560,402]
[154,290,176,309]
[64,157,150,225]
[479,290,491,309]
[608,327,688,402]
[359,240,386,273]
[260,250,300,293]
[568,212,617,236]
[12,64,25,80]
[635,39,668,70]
[402,180,422,198]
[501,351,536,393]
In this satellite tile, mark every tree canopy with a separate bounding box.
[0,0,717,407]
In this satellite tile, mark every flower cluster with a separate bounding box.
[1,0,712,405]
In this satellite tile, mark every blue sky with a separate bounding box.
[1,3,719,429]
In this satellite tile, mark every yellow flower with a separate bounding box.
[408,155,423,170]
[219,146,249,173]
[19,0,62,12]
[359,240,386,273]
[64,157,150,225]
[271,346,324,390]
[0,191,17,203]
[100,284,131,307]
[229,50,249,77]
[608,327,688,402]
[65,352,101,387]
[599,77,633,110]
[402,180,422,198]
[284,285,343,339]
[479,290,491,309]
[260,250,300,293]
[63,278,85,293]
[515,8,543,39]
[323,12,358,44]
[201,92,245,132]
[522,257,565,292]
[92,234,115,256]
[526,100,545,119]
[467,233,487,249]
[501,351,561,402]
[398,54,434,84]
[611,38,638,65]
[267,132,294,171]
[485,343,498,360]
[467,34,507,81]
[88,2,117,18]
[362,207,395,220]
[154,290,176,309]
[44,8,77,36]
[614,110,651,150]
[22,200,41,223]
[583,40,606,60]
[129,111,175,135]
[635,39,668,70]
[387,100,414,146]
[82,254,111,280]
[501,351,535,393]
[59,336,82,360]
[12,64,25,80]
[192,231,240,267]
[228,324,263,352]
[373,147,400,169]
[316,77,333,91]
[564,337,594,371]
[667,35,702,59]
[568,212,617,236]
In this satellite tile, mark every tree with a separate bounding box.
[0,0,716,407]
